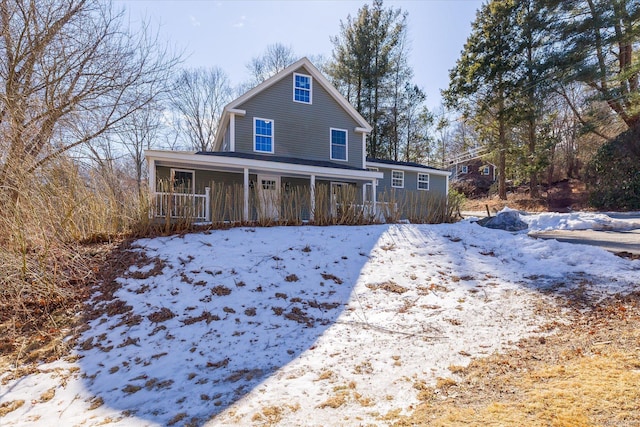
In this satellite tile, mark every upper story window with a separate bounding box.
[293,73,312,104]
[461,165,468,174]
[330,128,348,161]
[254,118,274,153]
[418,173,430,190]
[391,170,404,188]
[482,166,490,175]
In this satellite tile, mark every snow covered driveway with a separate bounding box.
[2,220,639,426]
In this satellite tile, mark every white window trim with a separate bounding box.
[170,168,195,194]
[461,165,468,174]
[330,127,348,162]
[391,170,404,188]
[482,166,490,175]
[253,117,274,154]
[418,172,430,191]
[293,72,312,104]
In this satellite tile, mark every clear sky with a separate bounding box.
[116,0,483,109]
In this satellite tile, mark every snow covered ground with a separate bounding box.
[2,212,639,426]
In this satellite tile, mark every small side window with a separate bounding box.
[418,173,430,190]
[391,170,404,188]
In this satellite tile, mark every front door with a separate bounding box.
[257,175,280,220]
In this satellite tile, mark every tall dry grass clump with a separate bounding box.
[0,158,145,360]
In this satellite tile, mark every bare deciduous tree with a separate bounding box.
[169,67,232,151]
[0,0,178,200]
[246,43,296,87]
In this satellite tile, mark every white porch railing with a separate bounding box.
[153,187,210,222]
[335,201,396,222]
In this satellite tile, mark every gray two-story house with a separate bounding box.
[146,57,450,223]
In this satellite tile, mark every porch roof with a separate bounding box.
[366,157,451,177]
[196,151,364,171]
[145,150,383,182]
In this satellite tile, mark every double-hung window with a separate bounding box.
[293,73,312,104]
[254,118,274,153]
[330,128,347,161]
[391,170,404,188]
[418,173,430,190]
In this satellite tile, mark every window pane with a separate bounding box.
[392,171,404,187]
[418,173,429,190]
[294,74,311,103]
[255,136,272,152]
[331,129,347,160]
[255,119,273,152]
[173,171,193,193]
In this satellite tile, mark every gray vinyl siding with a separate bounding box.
[373,166,447,197]
[233,65,364,169]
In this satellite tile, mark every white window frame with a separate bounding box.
[330,127,348,161]
[170,168,195,194]
[482,166,490,175]
[461,165,468,174]
[391,170,404,188]
[253,117,274,154]
[293,72,312,104]
[417,173,430,191]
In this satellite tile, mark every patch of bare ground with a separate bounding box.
[0,239,127,371]
[463,179,591,214]
[392,291,640,427]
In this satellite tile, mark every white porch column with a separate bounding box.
[310,175,316,222]
[243,168,249,222]
[205,187,211,221]
[371,177,377,218]
[148,158,156,218]
[229,113,236,152]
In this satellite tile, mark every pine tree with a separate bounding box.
[444,0,520,200]
[328,0,412,159]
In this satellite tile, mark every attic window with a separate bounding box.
[482,166,490,175]
[461,165,468,174]
[293,73,312,104]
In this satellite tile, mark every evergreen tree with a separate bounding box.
[444,0,520,199]
[328,0,413,159]
[544,0,640,133]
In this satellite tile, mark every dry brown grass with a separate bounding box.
[393,292,640,427]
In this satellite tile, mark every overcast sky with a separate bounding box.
[116,0,482,109]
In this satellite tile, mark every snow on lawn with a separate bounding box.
[513,208,640,232]
[2,218,639,426]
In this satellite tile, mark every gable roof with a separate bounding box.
[213,57,372,150]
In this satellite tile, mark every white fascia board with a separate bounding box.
[212,109,247,150]
[354,127,370,134]
[223,57,372,132]
[146,151,383,181]
[366,161,452,177]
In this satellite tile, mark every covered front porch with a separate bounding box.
[146,151,384,224]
